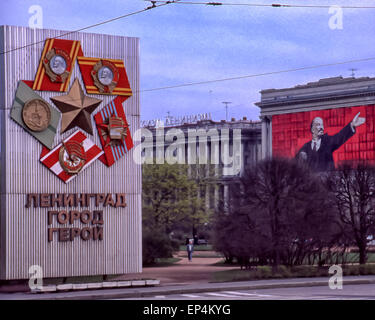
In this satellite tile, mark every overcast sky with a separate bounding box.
[1,0,375,122]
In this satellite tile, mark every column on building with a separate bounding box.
[261,115,272,159]
[205,140,211,212]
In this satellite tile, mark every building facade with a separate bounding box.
[141,117,262,212]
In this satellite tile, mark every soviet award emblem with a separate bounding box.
[59,140,86,174]
[43,48,71,83]
[91,60,119,93]
[97,114,129,148]
[22,98,51,132]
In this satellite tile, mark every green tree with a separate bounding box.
[142,163,211,236]
[142,163,212,263]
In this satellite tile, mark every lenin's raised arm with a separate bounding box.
[329,112,366,151]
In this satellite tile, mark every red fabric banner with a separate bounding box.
[272,104,375,168]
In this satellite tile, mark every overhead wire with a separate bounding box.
[1,0,374,94]
[3,0,373,56]
[139,57,375,93]
[144,0,375,9]
[0,1,175,55]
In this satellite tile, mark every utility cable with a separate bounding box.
[144,1,375,9]
[0,1,174,55]
[139,57,375,92]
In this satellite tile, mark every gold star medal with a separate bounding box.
[50,78,102,135]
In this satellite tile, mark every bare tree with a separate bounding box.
[327,163,375,264]
[239,158,336,269]
[213,158,337,270]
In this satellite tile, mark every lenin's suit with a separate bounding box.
[296,123,355,171]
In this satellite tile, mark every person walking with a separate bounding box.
[187,239,194,262]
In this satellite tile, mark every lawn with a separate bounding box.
[213,252,375,267]
[302,252,375,264]
[211,263,375,283]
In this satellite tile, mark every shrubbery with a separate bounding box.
[142,228,180,265]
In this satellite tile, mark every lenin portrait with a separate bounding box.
[296,112,366,171]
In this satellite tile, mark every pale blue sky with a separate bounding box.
[1,0,375,122]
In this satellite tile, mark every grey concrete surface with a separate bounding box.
[2,276,375,300]
[122,283,375,300]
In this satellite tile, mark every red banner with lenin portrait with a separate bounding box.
[272,104,375,171]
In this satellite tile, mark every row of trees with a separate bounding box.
[213,158,375,268]
[141,158,375,267]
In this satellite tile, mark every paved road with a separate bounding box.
[120,283,375,300]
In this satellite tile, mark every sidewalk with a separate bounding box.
[2,252,375,300]
[2,276,375,300]
[113,252,229,285]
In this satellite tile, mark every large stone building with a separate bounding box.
[142,116,262,211]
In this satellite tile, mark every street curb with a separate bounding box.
[18,277,375,300]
